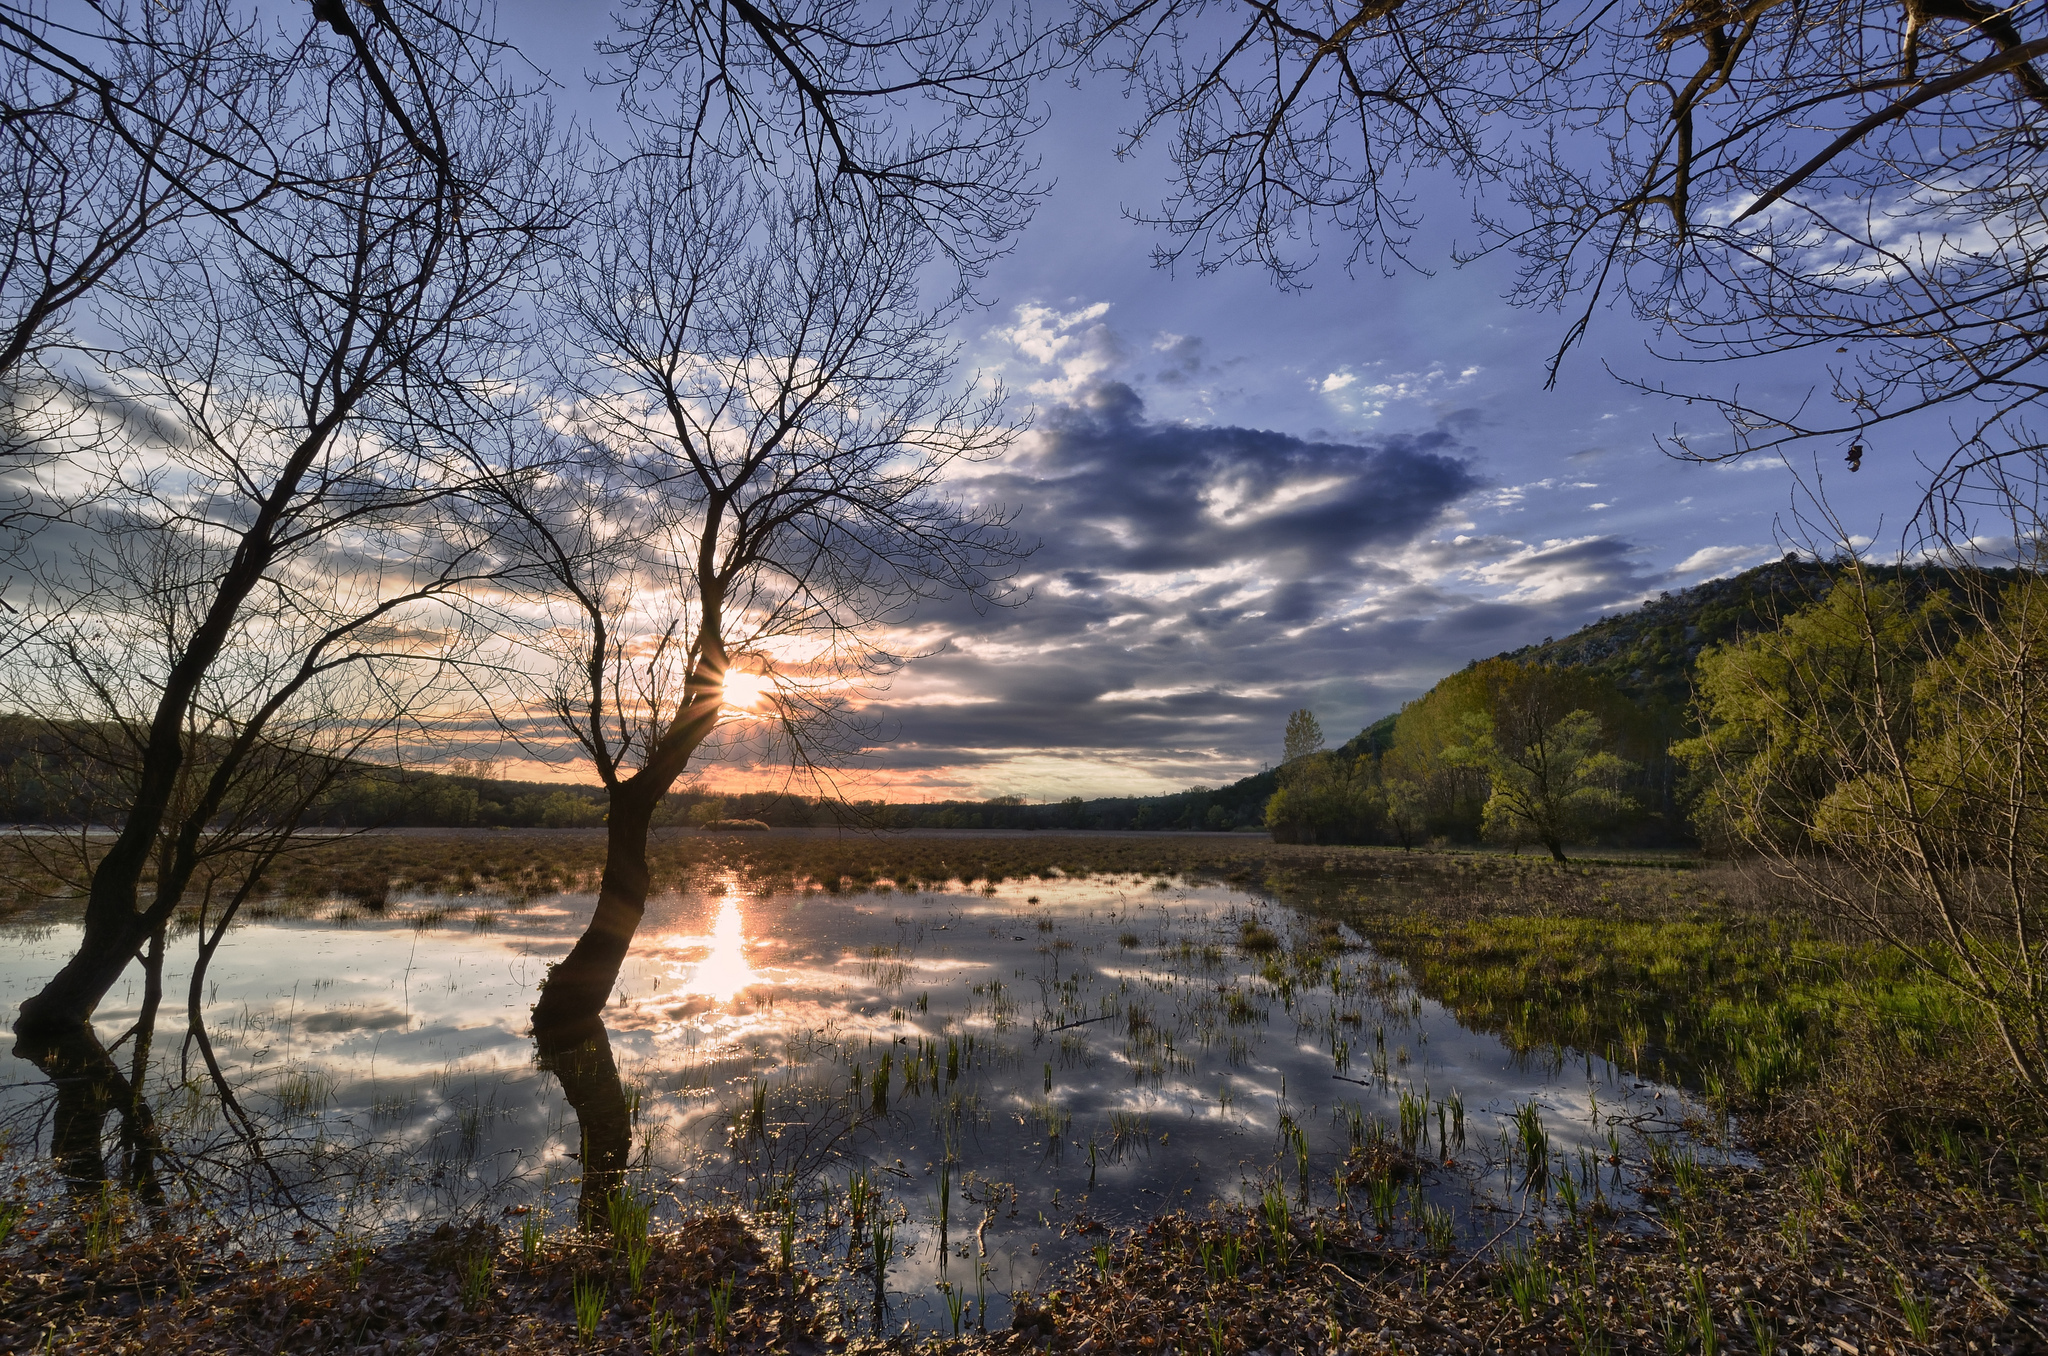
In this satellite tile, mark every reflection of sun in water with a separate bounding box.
[688,896,754,1001]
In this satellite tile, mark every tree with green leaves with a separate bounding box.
[1382,658,1639,854]
[1675,580,1939,853]
[1680,564,2048,1103]
[1264,749,1380,844]
[1282,708,1325,764]
[1446,706,1635,863]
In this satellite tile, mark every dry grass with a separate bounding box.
[0,1212,834,1354]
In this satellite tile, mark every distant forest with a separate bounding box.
[0,556,2001,840]
[0,733,1276,834]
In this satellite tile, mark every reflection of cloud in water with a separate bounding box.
[0,870,1737,1338]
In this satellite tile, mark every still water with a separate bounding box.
[0,871,1715,1333]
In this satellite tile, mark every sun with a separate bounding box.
[718,668,773,711]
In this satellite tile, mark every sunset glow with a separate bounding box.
[718,668,773,712]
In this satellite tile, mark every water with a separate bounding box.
[0,870,1719,1333]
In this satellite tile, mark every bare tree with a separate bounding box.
[1066,0,2048,478]
[9,8,562,1040]
[0,0,533,398]
[600,0,1055,275]
[1497,0,2048,485]
[494,157,1023,1027]
[1064,0,1555,284]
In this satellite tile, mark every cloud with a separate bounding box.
[1461,535,1657,606]
[980,382,1479,577]
[1672,543,1773,578]
[692,381,1749,800]
[799,385,1512,792]
[1153,334,1211,387]
[988,302,1128,396]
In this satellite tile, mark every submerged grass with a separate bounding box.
[5,835,2045,1352]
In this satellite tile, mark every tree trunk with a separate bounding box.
[16,916,158,1039]
[13,1025,144,1200]
[532,1013,631,1228]
[1547,840,1569,864]
[15,414,350,1041]
[530,786,661,1027]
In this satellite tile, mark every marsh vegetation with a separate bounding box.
[0,833,2038,1352]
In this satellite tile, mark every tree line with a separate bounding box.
[1265,558,2036,864]
[1265,664,1649,860]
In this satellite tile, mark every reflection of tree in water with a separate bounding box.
[14,1025,171,1223]
[6,919,342,1244]
[533,1012,883,1245]
[532,1015,631,1228]
[12,922,173,1230]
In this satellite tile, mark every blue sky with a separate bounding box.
[499,2,1929,799]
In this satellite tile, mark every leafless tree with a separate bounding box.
[493,157,1024,1027]
[3,2,263,389]
[1064,0,1556,285]
[1066,0,2048,480]
[9,7,563,1040]
[600,0,1055,276]
[0,0,535,408]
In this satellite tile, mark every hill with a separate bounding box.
[0,556,1998,835]
[1496,554,1841,717]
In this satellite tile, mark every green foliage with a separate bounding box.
[1679,569,2048,1099]
[1282,708,1326,764]
[1675,580,1935,850]
[1264,747,1383,845]
[1352,906,1971,1096]
[1447,704,1635,862]
[1387,659,1637,858]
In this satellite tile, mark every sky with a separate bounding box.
[496,3,1933,801]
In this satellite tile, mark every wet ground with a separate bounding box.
[0,870,1721,1334]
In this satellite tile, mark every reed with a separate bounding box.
[571,1273,605,1343]
[1687,1267,1717,1356]
[710,1276,736,1349]
[1894,1272,1932,1343]
[1260,1185,1291,1266]
[518,1215,544,1268]
[460,1247,494,1308]
[1496,1243,1553,1321]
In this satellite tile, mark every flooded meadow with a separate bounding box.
[0,842,1725,1338]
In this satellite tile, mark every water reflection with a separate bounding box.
[14,1025,164,1213]
[0,874,1730,1335]
[531,1015,631,1227]
[675,894,754,1002]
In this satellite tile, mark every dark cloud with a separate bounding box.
[982,383,1478,577]
[1153,335,1209,387]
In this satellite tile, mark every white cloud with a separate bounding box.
[1672,543,1772,577]
[987,301,1127,396]
[1316,360,1483,418]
